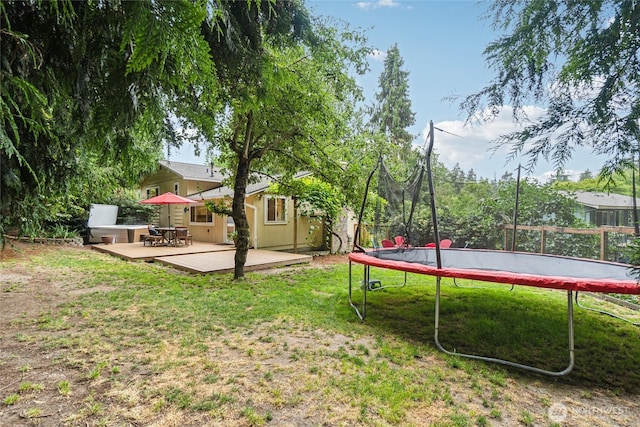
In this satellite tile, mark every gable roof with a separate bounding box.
[190,171,313,200]
[159,160,226,183]
[570,191,640,209]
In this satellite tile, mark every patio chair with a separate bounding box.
[425,239,452,248]
[175,227,189,246]
[381,239,395,248]
[144,225,163,246]
[143,234,163,246]
[394,235,406,247]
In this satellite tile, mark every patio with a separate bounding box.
[92,241,313,273]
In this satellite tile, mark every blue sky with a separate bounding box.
[171,0,608,181]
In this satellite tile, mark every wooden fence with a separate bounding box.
[503,225,637,261]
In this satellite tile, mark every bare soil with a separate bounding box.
[1,242,639,426]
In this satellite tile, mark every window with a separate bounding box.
[174,182,179,194]
[146,187,159,198]
[190,205,213,224]
[265,196,287,224]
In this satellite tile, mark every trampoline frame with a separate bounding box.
[348,259,576,376]
[575,291,640,326]
[434,276,576,376]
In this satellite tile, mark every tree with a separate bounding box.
[579,169,594,181]
[466,168,477,183]
[1,0,218,237]
[200,8,370,278]
[368,43,416,162]
[438,177,592,255]
[269,177,346,253]
[1,0,373,278]
[461,1,640,176]
[553,165,638,196]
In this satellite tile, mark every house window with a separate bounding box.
[265,196,287,224]
[190,205,214,224]
[146,187,159,198]
[174,182,179,194]
[595,210,615,227]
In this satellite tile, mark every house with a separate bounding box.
[139,160,225,228]
[570,191,640,227]
[139,160,326,251]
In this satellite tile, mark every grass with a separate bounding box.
[3,394,19,405]
[2,246,640,425]
[57,380,71,396]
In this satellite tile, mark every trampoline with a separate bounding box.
[348,121,640,376]
[349,248,640,375]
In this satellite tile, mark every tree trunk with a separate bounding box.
[293,197,298,254]
[232,156,251,279]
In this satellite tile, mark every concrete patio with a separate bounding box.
[92,241,313,273]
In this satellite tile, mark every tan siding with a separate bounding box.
[139,166,220,199]
[140,168,194,227]
[245,205,254,248]
[254,196,316,251]
[139,167,180,194]
[185,182,221,196]
[189,221,225,243]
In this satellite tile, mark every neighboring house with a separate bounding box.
[570,191,640,227]
[140,161,329,251]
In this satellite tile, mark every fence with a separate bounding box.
[503,225,637,261]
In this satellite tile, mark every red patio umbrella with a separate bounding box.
[140,192,197,226]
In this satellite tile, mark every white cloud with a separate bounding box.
[356,0,401,11]
[535,169,583,184]
[376,0,400,7]
[368,49,386,61]
[421,106,607,180]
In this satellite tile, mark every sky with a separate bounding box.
[170,0,610,182]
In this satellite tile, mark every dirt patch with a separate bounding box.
[256,252,348,275]
[309,253,349,266]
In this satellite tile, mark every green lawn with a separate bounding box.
[1,245,639,426]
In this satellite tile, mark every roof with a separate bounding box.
[570,191,640,209]
[159,160,226,183]
[191,171,313,200]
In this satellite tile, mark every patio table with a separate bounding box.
[156,227,177,246]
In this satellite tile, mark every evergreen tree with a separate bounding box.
[466,169,477,183]
[369,44,416,159]
[0,0,218,237]
[461,1,640,176]
[579,169,594,181]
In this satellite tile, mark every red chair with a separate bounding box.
[381,239,395,248]
[394,235,406,247]
[426,239,452,248]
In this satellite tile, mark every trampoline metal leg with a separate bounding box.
[434,281,575,376]
[575,291,640,326]
[371,270,407,291]
[348,261,367,320]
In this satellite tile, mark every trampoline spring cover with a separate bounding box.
[350,248,640,294]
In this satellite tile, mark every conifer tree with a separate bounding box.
[369,44,416,160]
[461,0,640,176]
